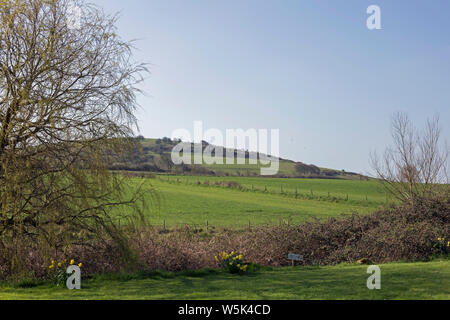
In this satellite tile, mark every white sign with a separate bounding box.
[288,253,303,262]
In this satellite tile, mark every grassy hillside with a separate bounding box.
[126,176,389,228]
[1,260,448,300]
[168,175,388,204]
[113,138,365,179]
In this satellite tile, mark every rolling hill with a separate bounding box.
[111,137,367,179]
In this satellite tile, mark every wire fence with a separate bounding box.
[115,218,301,232]
[151,175,390,206]
[116,174,392,231]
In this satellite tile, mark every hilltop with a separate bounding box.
[111,137,366,179]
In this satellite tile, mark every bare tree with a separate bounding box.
[0,0,148,267]
[370,112,449,203]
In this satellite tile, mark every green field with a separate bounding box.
[1,260,448,300]
[137,175,389,228]
[195,154,300,176]
[168,175,388,203]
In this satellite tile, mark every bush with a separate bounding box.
[215,251,248,274]
[133,196,450,269]
[226,181,241,189]
[433,237,449,255]
[48,259,83,286]
[0,196,448,279]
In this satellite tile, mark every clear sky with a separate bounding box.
[92,0,449,174]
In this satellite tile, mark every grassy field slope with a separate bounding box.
[1,260,448,300]
[136,176,388,228]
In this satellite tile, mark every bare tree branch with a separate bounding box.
[370,112,449,203]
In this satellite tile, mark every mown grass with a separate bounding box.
[0,260,448,300]
[129,176,389,228]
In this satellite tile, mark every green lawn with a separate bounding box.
[133,176,387,228]
[1,260,448,300]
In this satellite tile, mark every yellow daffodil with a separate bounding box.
[70,259,75,265]
[58,263,62,267]
[78,263,82,268]
[49,265,54,269]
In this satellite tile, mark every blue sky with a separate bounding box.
[92,0,449,174]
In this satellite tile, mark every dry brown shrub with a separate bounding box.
[1,196,448,280]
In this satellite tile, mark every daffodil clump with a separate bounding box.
[434,237,449,254]
[215,251,248,274]
[48,258,83,286]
